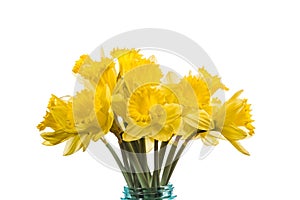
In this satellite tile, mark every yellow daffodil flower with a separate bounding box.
[124,83,182,142]
[38,87,113,155]
[182,68,229,142]
[73,55,117,92]
[112,64,163,122]
[183,72,212,114]
[38,95,76,145]
[164,69,216,139]
[93,84,114,141]
[198,67,229,95]
[38,94,87,155]
[213,90,255,155]
[111,48,156,76]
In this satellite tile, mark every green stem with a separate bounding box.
[151,140,159,187]
[123,141,139,188]
[157,141,170,181]
[131,140,140,152]
[140,137,151,185]
[165,130,205,184]
[119,142,134,187]
[161,136,181,185]
[124,141,149,188]
[100,137,133,187]
[165,140,189,184]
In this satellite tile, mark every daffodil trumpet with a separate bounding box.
[37,48,255,188]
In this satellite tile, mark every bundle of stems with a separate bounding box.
[103,121,203,188]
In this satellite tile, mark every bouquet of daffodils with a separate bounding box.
[37,48,254,188]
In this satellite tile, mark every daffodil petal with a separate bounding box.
[63,135,82,156]
[125,123,150,140]
[229,140,250,156]
[183,109,211,130]
[123,64,163,94]
[40,130,74,145]
[221,125,248,140]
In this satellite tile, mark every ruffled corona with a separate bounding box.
[125,84,181,141]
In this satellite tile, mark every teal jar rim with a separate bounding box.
[121,183,176,200]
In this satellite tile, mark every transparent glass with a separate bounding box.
[121,184,176,200]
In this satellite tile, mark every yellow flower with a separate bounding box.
[213,90,255,155]
[111,48,156,76]
[38,87,114,155]
[73,87,113,140]
[164,70,213,139]
[123,83,182,141]
[112,64,163,121]
[111,63,181,142]
[93,84,114,141]
[38,95,82,155]
[183,72,212,114]
[72,55,117,92]
[198,67,229,95]
[180,68,229,141]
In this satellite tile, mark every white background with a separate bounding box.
[1,0,299,199]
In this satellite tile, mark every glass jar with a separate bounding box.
[121,184,176,200]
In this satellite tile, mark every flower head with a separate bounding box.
[183,72,212,114]
[38,87,113,155]
[111,48,156,76]
[124,83,182,142]
[198,67,229,95]
[213,90,255,155]
[73,54,117,92]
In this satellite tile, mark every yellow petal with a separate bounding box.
[227,90,244,103]
[42,141,55,146]
[124,123,150,141]
[122,132,142,142]
[221,125,248,140]
[229,140,250,156]
[73,54,116,90]
[48,95,74,131]
[198,67,229,94]
[184,73,211,113]
[163,71,181,84]
[111,93,128,120]
[111,48,156,76]
[183,108,211,130]
[144,137,154,152]
[72,54,89,74]
[63,135,82,156]
[201,133,219,146]
[163,103,182,125]
[123,64,163,94]
[151,127,174,141]
[94,85,114,134]
[149,104,182,141]
[37,111,61,131]
[40,130,74,145]
[81,134,92,152]
[150,104,167,122]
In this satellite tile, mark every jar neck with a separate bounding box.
[121,184,176,200]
